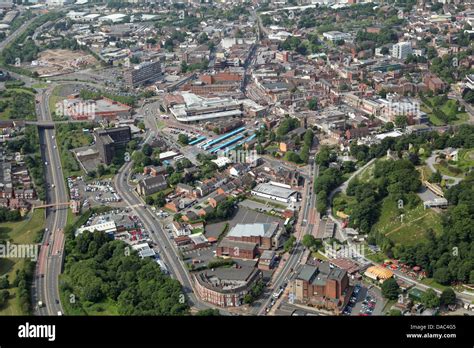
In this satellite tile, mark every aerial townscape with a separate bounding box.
[0,0,473,334]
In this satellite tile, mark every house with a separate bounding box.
[143,165,167,177]
[279,140,295,153]
[181,210,199,222]
[176,183,194,196]
[229,163,247,177]
[258,250,277,271]
[172,221,189,236]
[198,205,214,217]
[164,198,181,213]
[136,175,168,196]
[208,193,226,208]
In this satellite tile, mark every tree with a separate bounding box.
[433,267,451,285]
[308,97,318,110]
[284,236,296,253]
[0,277,9,289]
[429,170,442,184]
[440,288,456,307]
[178,134,189,145]
[302,235,321,251]
[142,144,153,157]
[381,278,399,300]
[395,115,408,128]
[196,308,220,316]
[421,289,440,309]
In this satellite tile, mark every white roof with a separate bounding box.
[212,156,232,168]
[76,221,116,235]
[374,130,403,140]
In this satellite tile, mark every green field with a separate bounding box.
[373,198,443,246]
[423,98,470,126]
[0,209,45,315]
[434,161,465,178]
[458,148,474,172]
[55,124,93,178]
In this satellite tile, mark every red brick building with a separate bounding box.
[216,238,258,260]
[291,262,350,312]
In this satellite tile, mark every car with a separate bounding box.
[55,299,60,304]
[44,161,48,165]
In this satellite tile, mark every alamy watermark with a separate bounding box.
[55,99,96,119]
[0,242,39,262]
[215,149,259,164]
[324,242,365,259]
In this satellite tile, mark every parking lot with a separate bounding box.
[343,284,385,316]
[67,176,123,209]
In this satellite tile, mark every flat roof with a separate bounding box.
[228,222,279,239]
[252,182,297,199]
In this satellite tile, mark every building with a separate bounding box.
[227,222,283,250]
[76,221,117,236]
[423,74,446,93]
[216,238,258,260]
[168,92,243,123]
[94,126,131,164]
[290,262,350,311]
[132,243,156,259]
[364,265,394,283]
[392,42,413,60]
[258,250,277,271]
[124,60,162,87]
[322,31,351,43]
[251,181,299,204]
[62,97,131,121]
[136,175,167,196]
[194,265,262,307]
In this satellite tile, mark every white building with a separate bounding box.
[392,42,413,60]
[322,31,351,43]
[76,221,117,236]
[251,181,299,204]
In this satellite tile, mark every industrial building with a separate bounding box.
[251,181,299,204]
[227,222,283,250]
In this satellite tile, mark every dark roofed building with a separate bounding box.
[136,175,168,196]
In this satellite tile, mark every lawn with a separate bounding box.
[0,209,45,315]
[420,278,448,292]
[331,192,357,217]
[423,98,470,126]
[457,148,474,172]
[373,198,443,246]
[434,162,464,178]
[31,82,49,89]
[48,85,63,119]
[55,124,93,178]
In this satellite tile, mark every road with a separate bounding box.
[254,158,320,315]
[33,86,69,316]
[114,117,228,314]
[0,9,68,316]
[426,152,463,186]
